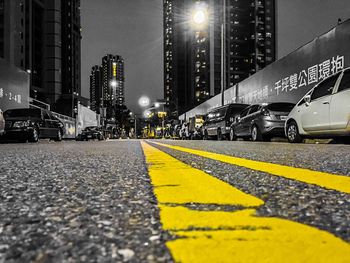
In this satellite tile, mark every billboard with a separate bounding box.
[0,59,30,111]
[180,18,350,120]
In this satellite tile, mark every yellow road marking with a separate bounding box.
[141,141,350,263]
[150,141,350,194]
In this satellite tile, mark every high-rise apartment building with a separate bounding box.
[61,0,81,100]
[90,55,125,120]
[0,0,82,116]
[89,65,102,113]
[163,0,276,116]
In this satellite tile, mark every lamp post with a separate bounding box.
[221,0,226,106]
[191,1,226,106]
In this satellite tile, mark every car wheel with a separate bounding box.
[217,129,222,141]
[55,129,62,142]
[28,128,39,143]
[251,125,263,142]
[287,121,303,143]
[229,128,237,141]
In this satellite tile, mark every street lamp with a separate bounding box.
[191,2,226,106]
[138,96,150,108]
[192,8,208,26]
[191,2,208,29]
[110,80,118,88]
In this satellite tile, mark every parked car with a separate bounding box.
[3,108,65,142]
[230,102,295,141]
[285,68,350,143]
[0,109,5,135]
[188,115,204,140]
[78,126,104,141]
[203,103,249,140]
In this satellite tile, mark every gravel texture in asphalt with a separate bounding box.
[148,140,350,242]
[0,141,172,263]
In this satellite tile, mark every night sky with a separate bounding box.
[81,0,350,113]
[81,0,163,113]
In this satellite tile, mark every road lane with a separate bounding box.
[141,141,350,263]
[0,141,172,262]
[151,141,350,194]
[154,140,350,176]
[148,140,350,242]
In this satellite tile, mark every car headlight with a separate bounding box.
[13,120,31,128]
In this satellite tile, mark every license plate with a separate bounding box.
[280,116,287,121]
[87,135,92,138]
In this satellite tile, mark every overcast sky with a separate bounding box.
[81,0,350,112]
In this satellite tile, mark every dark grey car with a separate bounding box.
[230,102,295,141]
[3,108,65,142]
[202,103,249,140]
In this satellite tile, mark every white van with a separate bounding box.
[285,68,350,143]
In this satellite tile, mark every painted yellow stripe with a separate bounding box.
[150,141,350,194]
[141,141,350,263]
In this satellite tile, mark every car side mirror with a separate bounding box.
[235,116,241,122]
[304,95,311,106]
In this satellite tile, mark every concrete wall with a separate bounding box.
[0,58,29,111]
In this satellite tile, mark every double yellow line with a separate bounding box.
[141,141,350,262]
[151,141,350,194]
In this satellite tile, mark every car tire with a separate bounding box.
[251,125,263,142]
[229,128,237,141]
[55,129,62,142]
[217,129,222,141]
[28,128,39,143]
[287,121,303,143]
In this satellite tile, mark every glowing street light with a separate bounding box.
[192,9,207,25]
[138,96,150,108]
[143,110,151,118]
[110,80,118,88]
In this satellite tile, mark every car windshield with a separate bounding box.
[266,103,295,112]
[4,109,41,118]
[85,126,98,131]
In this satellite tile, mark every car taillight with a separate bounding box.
[261,109,270,116]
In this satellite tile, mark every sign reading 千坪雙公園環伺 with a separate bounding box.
[181,18,350,120]
[228,19,350,105]
[0,58,29,112]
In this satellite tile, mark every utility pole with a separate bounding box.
[221,0,226,106]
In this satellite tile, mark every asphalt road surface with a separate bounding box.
[0,139,349,262]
